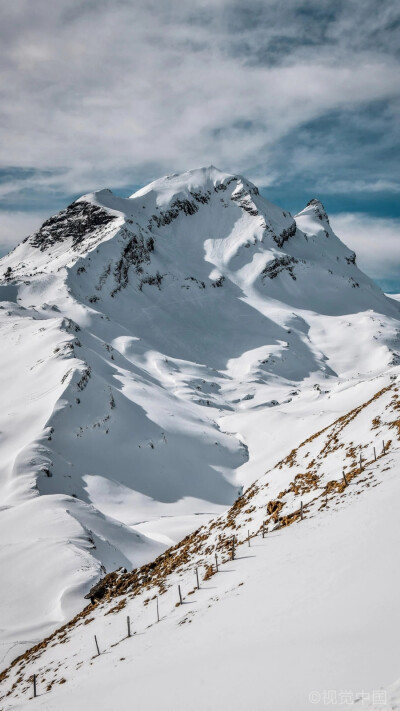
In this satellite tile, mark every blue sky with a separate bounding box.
[0,0,399,289]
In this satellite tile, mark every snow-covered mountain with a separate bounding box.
[1,165,399,673]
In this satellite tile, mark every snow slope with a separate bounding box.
[0,165,399,668]
[1,369,400,710]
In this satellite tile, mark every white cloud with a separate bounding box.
[316,179,400,195]
[0,0,399,263]
[0,210,47,255]
[0,1,399,196]
[330,213,400,280]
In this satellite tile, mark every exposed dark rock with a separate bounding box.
[349,277,360,288]
[262,255,298,281]
[230,186,259,217]
[111,231,154,296]
[96,264,111,291]
[211,276,225,288]
[306,199,330,224]
[274,221,297,248]
[182,276,206,289]
[84,571,121,604]
[190,190,211,204]
[3,266,13,281]
[29,201,118,252]
[149,198,199,230]
[60,318,80,333]
[77,366,91,391]
[138,271,164,291]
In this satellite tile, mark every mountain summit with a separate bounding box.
[0,166,399,665]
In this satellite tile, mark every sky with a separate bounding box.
[0,0,399,289]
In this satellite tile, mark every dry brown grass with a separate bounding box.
[104,599,126,616]
[203,565,215,581]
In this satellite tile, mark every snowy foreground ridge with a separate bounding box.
[1,166,400,709]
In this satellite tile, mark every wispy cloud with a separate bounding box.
[318,179,400,195]
[0,0,399,284]
[0,0,399,199]
[0,210,47,255]
[330,213,400,281]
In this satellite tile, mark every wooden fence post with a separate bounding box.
[196,567,200,590]
[127,615,131,638]
[33,674,37,698]
[343,470,348,486]
[374,446,376,461]
[383,440,385,453]
[94,635,100,656]
[262,523,265,538]
[178,585,183,605]
[300,501,304,520]
[248,530,250,547]
[215,553,218,572]
[231,536,235,560]
[156,596,159,622]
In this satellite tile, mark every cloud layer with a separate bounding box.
[1,1,399,194]
[330,213,400,284]
[0,210,48,257]
[0,0,399,276]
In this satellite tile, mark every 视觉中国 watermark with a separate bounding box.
[309,689,387,706]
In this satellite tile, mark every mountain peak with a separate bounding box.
[0,167,386,314]
[299,198,330,224]
[129,165,250,203]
